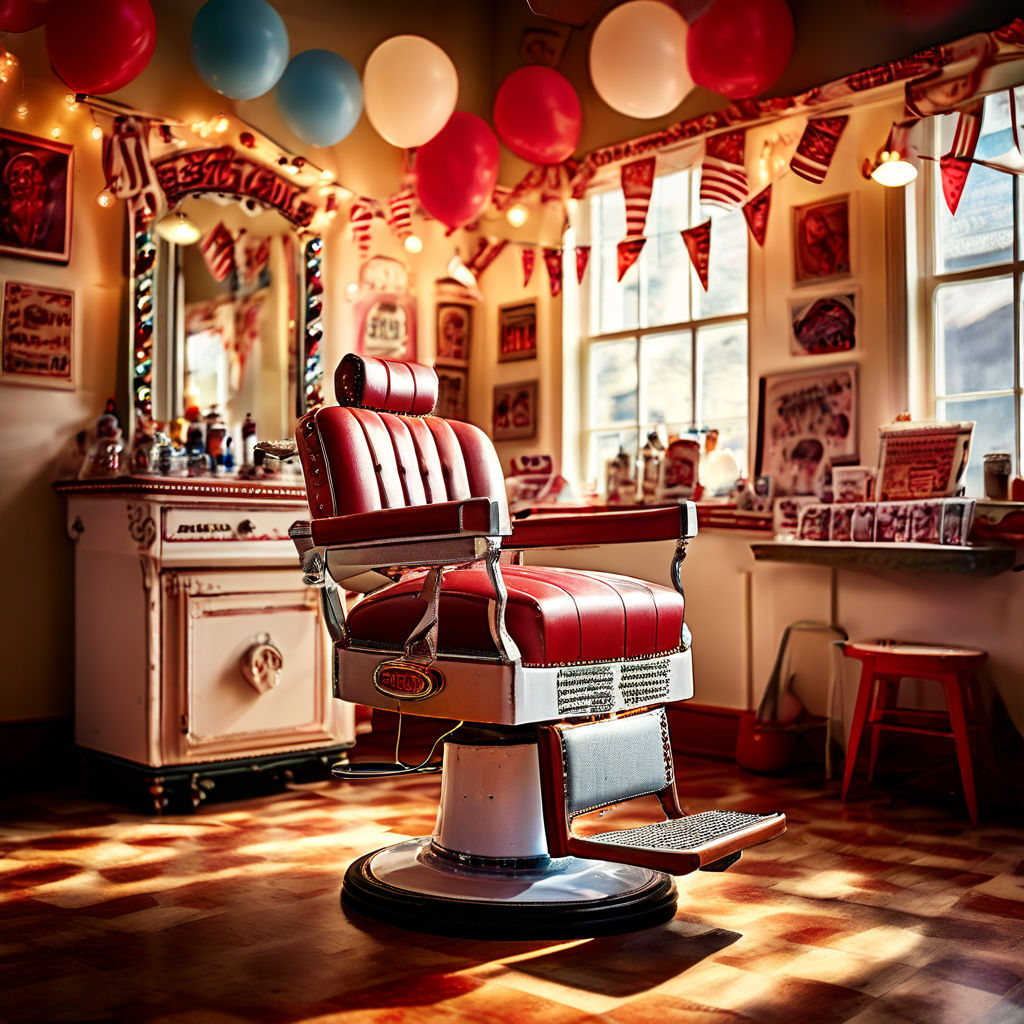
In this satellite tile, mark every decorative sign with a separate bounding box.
[875,421,974,501]
[498,301,537,362]
[436,303,471,365]
[352,255,417,362]
[374,661,444,701]
[1,281,73,387]
[154,147,316,227]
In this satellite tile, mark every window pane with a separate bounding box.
[643,231,689,327]
[594,187,626,243]
[934,93,1014,274]
[590,241,640,335]
[694,203,748,319]
[640,331,692,428]
[649,170,689,237]
[934,277,1014,396]
[588,338,637,427]
[938,394,1016,497]
[698,321,748,468]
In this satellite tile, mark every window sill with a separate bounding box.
[749,540,1017,576]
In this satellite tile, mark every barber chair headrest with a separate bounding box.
[335,354,438,416]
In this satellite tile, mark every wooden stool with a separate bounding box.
[839,640,990,825]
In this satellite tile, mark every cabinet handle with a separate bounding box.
[241,635,284,695]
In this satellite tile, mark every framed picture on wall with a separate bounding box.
[1,281,74,388]
[788,290,858,356]
[498,301,537,362]
[492,380,538,441]
[436,366,469,421]
[0,128,73,263]
[792,194,851,285]
[755,364,858,496]
[436,302,471,365]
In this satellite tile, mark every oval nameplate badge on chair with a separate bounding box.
[374,661,444,701]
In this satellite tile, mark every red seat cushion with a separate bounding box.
[346,566,684,667]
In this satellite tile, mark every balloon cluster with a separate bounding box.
[589,0,795,113]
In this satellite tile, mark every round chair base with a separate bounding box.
[342,838,678,939]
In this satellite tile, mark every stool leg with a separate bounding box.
[942,671,979,827]
[868,676,899,784]
[966,672,998,770]
[842,660,878,802]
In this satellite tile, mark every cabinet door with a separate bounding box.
[163,570,345,763]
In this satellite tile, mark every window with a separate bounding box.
[920,90,1023,497]
[571,167,749,491]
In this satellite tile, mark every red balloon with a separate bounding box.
[415,112,500,232]
[687,0,794,100]
[493,65,581,165]
[0,0,53,32]
[45,0,156,95]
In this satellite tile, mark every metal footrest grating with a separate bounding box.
[589,810,782,853]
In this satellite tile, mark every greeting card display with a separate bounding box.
[875,420,974,500]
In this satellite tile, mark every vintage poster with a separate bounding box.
[498,302,537,362]
[789,292,857,356]
[1,281,74,387]
[875,421,974,500]
[793,194,850,284]
[492,380,537,441]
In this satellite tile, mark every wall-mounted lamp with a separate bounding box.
[506,202,529,228]
[154,208,202,245]
[863,148,918,187]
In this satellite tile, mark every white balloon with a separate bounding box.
[589,1,693,119]
[363,35,458,149]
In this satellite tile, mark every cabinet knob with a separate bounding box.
[241,634,283,695]
[237,518,257,536]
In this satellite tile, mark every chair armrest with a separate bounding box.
[506,502,698,550]
[311,497,504,548]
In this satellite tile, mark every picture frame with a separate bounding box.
[792,194,850,286]
[1,280,74,388]
[492,379,537,441]
[498,301,537,362]
[435,366,469,421]
[788,289,858,356]
[755,363,858,496]
[0,128,73,263]
[436,302,472,365]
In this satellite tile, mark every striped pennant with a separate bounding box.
[790,116,848,184]
[385,187,414,241]
[621,157,656,237]
[349,199,375,261]
[199,222,235,283]
[681,220,711,291]
[700,130,748,208]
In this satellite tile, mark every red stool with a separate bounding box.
[839,640,991,825]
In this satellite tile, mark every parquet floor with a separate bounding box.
[2,752,1024,1024]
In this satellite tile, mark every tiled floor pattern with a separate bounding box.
[2,755,1024,1023]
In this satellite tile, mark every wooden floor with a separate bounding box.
[2,748,1024,1024]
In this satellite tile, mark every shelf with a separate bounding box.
[749,541,1018,576]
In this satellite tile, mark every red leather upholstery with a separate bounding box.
[311,497,500,546]
[510,505,693,548]
[335,353,438,415]
[345,566,685,666]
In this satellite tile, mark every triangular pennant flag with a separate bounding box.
[681,221,711,291]
[542,247,563,298]
[940,156,972,216]
[522,246,536,288]
[621,157,656,237]
[790,116,848,184]
[742,186,772,247]
[575,245,591,285]
[349,199,374,261]
[466,236,508,278]
[616,237,646,282]
[385,186,414,240]
[700,130,748,208]
[200,222,235,282]
[940,100,983,215]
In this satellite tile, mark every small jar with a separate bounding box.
[983,452,1012,501]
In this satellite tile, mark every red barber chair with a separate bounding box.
[285,354,785,939]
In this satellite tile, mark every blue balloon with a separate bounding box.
[191,0,289,100]
[275,49,363,147]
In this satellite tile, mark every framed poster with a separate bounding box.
[0,129,73,263]
[436,366,468,421]
[793,194,850,285]
[1,281,74,388]
[351,256,417,361]
[755,364,858,495]
[498,301,537,362]
[492,380,537,441]
[436,302,471,365]
[788,290,857,356]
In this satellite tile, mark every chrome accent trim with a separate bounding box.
[485,537,521,665]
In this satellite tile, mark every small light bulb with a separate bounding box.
[213,116,229,133]
[506,203,529,228]
[50,125,62,139]
[345,281,360,300]
[96,188,115,209]
[15,103,28,118]
[90,124,103,141]
[404,234,423,254]
[0,72,7,84]
[65,93,79,111]
[286,163,300,175]
[320,168,334,182]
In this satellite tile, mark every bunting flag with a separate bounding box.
[542,247,563,297]
[790,116,848,184]
[103,115,164,215]
[940,100,983,215]
[349,199,375,261]
[575,245,591,284]
[616,237,646,282]
[200,222,235,282]
[742,185,772,247]
[621,157,656,237]
[521,246,536,288]
[241,233,271,285]
[700,130,748,208]
[681,220,711,291]
[466,236,508,278]
[386,186,415,240]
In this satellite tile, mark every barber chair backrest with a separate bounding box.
[295,354,511,534]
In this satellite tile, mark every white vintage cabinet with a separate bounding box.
[56,476,353,811]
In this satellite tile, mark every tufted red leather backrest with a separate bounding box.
[296,355,511,533]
